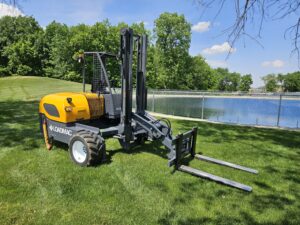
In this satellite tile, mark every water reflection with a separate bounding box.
[142,96,300,128]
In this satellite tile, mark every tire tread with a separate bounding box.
[70,130,105,166]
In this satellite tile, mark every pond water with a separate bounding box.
[143,96,300,128]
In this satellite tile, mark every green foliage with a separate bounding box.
[43,21,72,79]
[187,55,215,90]
[145,45,158,88]
[0,16,43,76]
[239,74,253,91]
[4,37,43,75]
[154,12,191,89]
[213,68,241,91]
[283,71,300,92]
[261,72,300,92]
[266,80,278,92]
[262,74,279,92]
[0,66,9,77]
[0,14,256,91]
[0,16,41,54]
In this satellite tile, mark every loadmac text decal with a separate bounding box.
[49,125,72,136]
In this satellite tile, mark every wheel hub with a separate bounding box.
[72,140,87,163]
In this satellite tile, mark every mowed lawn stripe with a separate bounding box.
[0,76,299,225]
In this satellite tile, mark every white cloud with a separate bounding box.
[206,60,228,68]
[202,42,236,55]
[261,60,285,68]
[192,21,211,32]
[0,3,24,18]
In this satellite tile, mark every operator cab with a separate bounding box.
[81,52,122,119]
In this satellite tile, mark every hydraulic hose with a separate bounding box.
[153,118,172,136]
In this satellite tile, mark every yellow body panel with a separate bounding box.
[84,93,105,119]
[39,92,104,123]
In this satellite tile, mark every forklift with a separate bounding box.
[39,28,258,192]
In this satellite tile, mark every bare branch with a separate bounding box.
[194,0,300,65]
[0,0,23,14]
[285,18,300,66]
[1,0,17,6]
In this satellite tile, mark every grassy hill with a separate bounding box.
[0,76,299,225]
[0,76,85,101]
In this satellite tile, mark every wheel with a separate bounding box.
[69,131,105,166]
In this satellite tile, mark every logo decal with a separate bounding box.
[49,125,72,136]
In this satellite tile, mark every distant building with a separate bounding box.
[250,86,266,93]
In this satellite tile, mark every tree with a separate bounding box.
[214,68,241,91]
[0,16,43,76]
[262,74,278,92]
[239,74,253,91]
[187,55,215,90]
[145,44,158,89]
[283,71,300,92]
[154,12,191,89]
[4,36,43,75]
[1,12,256,91]
[43,21,72,79]
[68,24,93,81]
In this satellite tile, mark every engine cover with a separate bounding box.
[39,92,104,123]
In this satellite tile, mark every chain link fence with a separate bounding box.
[133,90,300,129]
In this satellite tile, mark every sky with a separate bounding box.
[0,0,299,87]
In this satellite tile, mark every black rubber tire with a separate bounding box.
[69,130,105,166]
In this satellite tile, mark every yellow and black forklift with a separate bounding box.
[39,28,257,192]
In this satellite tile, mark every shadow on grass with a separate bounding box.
[1,100,300,225]
[158,211,213,225]
[174,119,300,149]
[174,119,300,175]
[3,100,298,151]
[239,208,300,225]
[0,100,171,160]
[158,199,299,225]
[2,100,299,166]
[104,140,169,166]
[0,100,42,151]
[2,100,299,167]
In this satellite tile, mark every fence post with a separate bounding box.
[152,92,155,112]
[276,94,282,127]
[201,95,205,119]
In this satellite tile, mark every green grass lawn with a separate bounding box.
[0,76,299,225]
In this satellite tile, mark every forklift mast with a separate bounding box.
[117,28,257,192]
[119,28,148,146]
[118,28,197,167]
[136,34,148,114]
[119,28,134,145]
